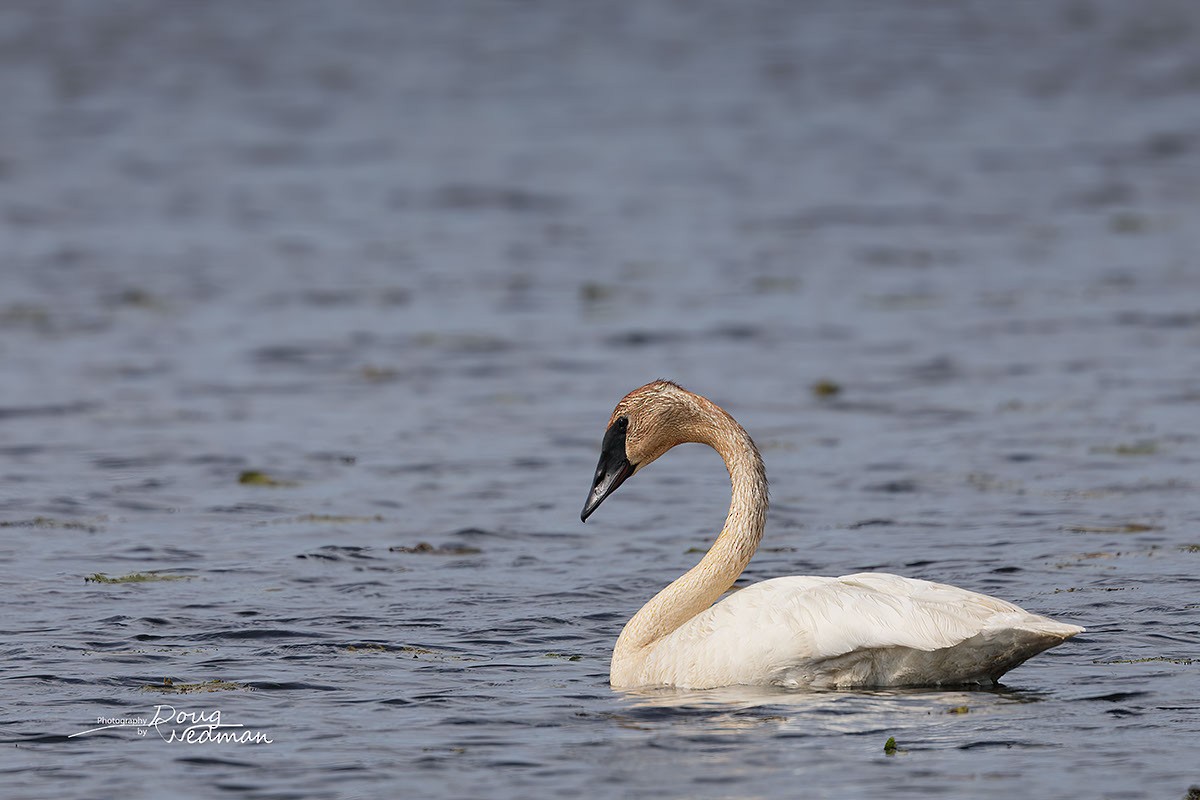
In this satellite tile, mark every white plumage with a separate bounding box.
[582,381,1084,690]
[631,573,1083,689]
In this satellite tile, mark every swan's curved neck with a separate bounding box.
[613,405,767,674]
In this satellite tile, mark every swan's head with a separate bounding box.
[581,380,703,522]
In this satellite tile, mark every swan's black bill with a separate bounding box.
[581,417,634,522]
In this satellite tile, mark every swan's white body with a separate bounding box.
[583,381,1083,690]
[617,573,1082,689]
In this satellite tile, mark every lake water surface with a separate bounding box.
[2,2,1199,798]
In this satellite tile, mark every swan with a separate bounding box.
[581,380,1083,689]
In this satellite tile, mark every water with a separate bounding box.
[2,1,1199,797]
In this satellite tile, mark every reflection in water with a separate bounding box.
[616,684,1048,736]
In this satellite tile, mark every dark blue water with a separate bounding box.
[2,1,1199,797]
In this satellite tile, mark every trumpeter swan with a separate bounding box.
[581,380,1083,689]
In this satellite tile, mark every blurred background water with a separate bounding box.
[1,1,1199,798]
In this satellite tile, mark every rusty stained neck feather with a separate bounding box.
[611,385,768,679]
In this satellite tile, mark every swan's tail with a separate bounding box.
[965,613,1084,684]
[1002,612,1085,642]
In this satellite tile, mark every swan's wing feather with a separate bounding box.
[796,573,1038,655]
[642,572,1082,687]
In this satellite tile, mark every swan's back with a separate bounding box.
[630,573,1083,689]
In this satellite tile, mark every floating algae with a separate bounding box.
[238,470,298,487]
[1090,440,1159,456]
[811,379,842,398]
[389,542,482,555]
[360,365,400,382]
[2,516,102,533]
[86,572,191,584]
